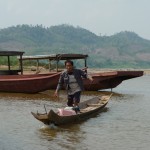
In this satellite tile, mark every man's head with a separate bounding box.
[65,60,74,72]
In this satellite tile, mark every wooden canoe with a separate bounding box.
[0,72,60,93]
[0,70,143,93]
[83,70,144,91]
[31,94,112,126]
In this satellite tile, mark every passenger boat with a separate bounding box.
[0,52,144,93]
[0,70,142,93]
[0,51,61,93]
[31,94,112,126]
[21,54,144,91]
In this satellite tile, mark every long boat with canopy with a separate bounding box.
[20,53,144,91]
[0,51,143,93]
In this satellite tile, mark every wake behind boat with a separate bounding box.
[31,94,112,126]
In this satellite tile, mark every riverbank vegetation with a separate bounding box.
[0,24,150,68]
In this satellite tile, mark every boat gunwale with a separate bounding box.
[0,72,60,81]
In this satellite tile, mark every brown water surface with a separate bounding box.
[0,75,150,150]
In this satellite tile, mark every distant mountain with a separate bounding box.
[0,24,150,68]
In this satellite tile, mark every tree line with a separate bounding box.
[0,24,150,68]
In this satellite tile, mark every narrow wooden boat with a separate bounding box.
[0,51,62,93]
[20,54,144,91]
[0,52,144,93]
[83,70,144,91]
[0,70,143,93]
[0,73,60,93]
[31,94,112,126]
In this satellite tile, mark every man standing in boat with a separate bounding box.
[54,60,93,111]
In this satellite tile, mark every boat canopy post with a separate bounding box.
[7,56,10,71]
[36,59,39,72]
[56,59,59,72]
[18,54,23,74]
[49,59,51,72]
[84,58,87,73]
[84,58,87,68]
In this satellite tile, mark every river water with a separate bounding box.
[0,75,150,150]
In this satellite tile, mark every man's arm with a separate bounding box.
[79,69,93,81]
[54,73,64,97]
[79,69,87,79]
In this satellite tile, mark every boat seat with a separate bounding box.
[38,115,49,119]
[80,106,96,113]
[86,103,103,107]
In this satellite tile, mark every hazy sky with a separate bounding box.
[0,0,149,39]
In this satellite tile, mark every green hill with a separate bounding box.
[0,24,150,68]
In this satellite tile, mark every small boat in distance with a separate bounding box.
[31,94,112,126]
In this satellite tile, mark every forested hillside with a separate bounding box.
[0,24,150,68]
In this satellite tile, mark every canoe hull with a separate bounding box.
[31,94,112,126]
[0,73,60,93]
[0,70,143,93]
[83,70,143,91]
[48,103,107,125]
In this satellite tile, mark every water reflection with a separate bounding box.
[38,124,86,150]
[0,90,57,101]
